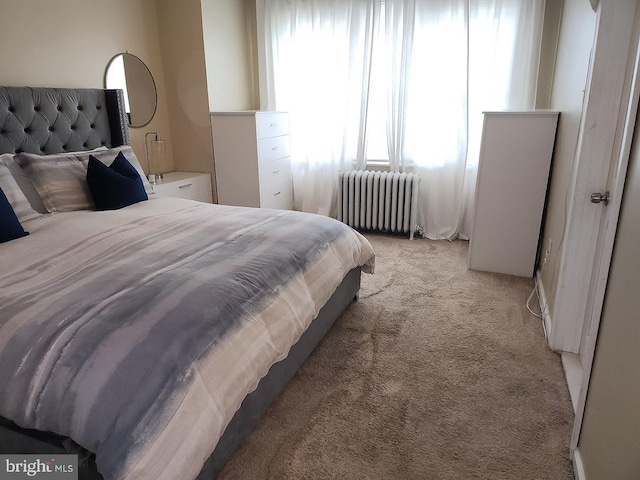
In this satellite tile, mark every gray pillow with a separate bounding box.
[2,153,48,214]
[14,146,152,213]
[0,154,41,222]
[15,151,95,213]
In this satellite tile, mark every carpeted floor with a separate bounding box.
[219,233,574,479]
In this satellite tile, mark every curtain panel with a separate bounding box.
[257,0,544,239]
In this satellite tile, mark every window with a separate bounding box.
[260,0,543,237]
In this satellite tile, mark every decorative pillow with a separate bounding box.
[0,155,41,222]
[86,152,148,210]
[1,153,48,214]
[0,186,29,243]
[82,146,154,197]
[14,151,94,212]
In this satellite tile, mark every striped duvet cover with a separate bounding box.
[0,198,375,480]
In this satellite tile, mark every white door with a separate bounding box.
[543,0,640,454]
[570,65,640,451]
[549,1,640,355]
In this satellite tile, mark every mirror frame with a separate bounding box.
[104,52,158,128]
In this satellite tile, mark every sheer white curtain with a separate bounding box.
[260,0,380,216]
[391,1,470,239]
[258,0,544,238]
[458,0,545,239]
[396,0,544,238]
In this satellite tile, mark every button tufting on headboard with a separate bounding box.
[0,87,129,155]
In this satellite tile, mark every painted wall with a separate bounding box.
[535,0,564,109]
[538,0,597,313]
[0,0,175,174]
[201,0,257,111]
[578,118,640,479]
[156,0,217,200]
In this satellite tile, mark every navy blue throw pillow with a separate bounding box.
[87,152,148,210]
[0,186,29,243]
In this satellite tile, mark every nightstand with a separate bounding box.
[151,172,213,203]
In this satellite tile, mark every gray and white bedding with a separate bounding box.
[0,198,374,480]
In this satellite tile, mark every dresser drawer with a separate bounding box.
[257,112,289,139]
[152,173,212,203]
[260,176,292,209]
[258,135,290,163]
[259,156,292,185]
[212,111,291,209]
[187,190,214,203]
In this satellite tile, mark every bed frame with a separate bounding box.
[0,87,361,479]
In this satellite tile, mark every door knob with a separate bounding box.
[590,191,610,205]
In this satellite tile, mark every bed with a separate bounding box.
[0,87,375,479]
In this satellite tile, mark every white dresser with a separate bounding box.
[468,111,559,277]
[151,172,213,203]
[211,111,292,209]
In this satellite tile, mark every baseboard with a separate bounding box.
[536,270,552,342]
[573,447,586,480]
[537,272,584,480]
[561,352,582,412]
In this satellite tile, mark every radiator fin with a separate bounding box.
[337,170,420,239]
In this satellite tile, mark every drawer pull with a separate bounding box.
[272,146,279,151]
[274,191,282,196]
[270,123,277,127]
[178,183,193,189]
[273,170,280,174]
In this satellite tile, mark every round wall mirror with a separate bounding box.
[105,53,157,128]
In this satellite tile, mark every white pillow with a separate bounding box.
[0,154,41,222]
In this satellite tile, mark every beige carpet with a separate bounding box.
[219,233,574,479]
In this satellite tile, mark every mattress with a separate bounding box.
[0,197,374,480]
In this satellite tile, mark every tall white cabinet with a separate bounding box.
[468,111,559,277]
[211,111,293,210]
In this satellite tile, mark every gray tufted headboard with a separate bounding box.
[0,87,130,155]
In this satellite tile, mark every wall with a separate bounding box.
[201,0,257,111]
[538,0,597,313]
[156,0,217,200]
[535,0,564,109]
[0,0,175,174]
[577,116,640,479]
